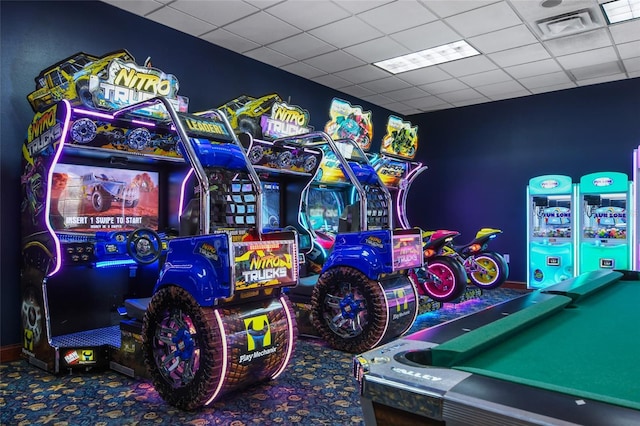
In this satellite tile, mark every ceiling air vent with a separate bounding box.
[536,9,602,39]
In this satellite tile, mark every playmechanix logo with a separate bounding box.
[239,314,277,364]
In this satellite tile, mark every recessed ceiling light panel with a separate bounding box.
[601,0,640,24]
[374,41,480,74]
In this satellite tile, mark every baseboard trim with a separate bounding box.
[0,344,22,363]
[502,280,528,290]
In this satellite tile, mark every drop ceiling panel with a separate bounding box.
[311,73,352,89]
[556,46,619,68]
[467,25,538,54]
[303,50,366,73]
[459,69,515,86]
[608,19,640,44]
[488,43,552,67]
[356,1,438,33]
[390,21,463,51]
[334,65,392,84]
[403,95,451,109]
[444,2,522,38]
[170,0,258,27]
[618,40,640,59]
[419,79,470,95]
[360,76,412,93]
[146,6,216,37]
[475,80,527,97]
[343,37,410,63]
[308,16,384,48]
[100,0,639,115]
[339,85,376,98]
[505,59,564,79]
[267,33,336,61]
[331,0,394,14]
[438,55,499,77]
[423,0,501,18]
[200,28,260,53]
[519,71,574,89]
[265,1,350,31]
[383,86,430,102]
[224,11,301,45]
[280,62,326,79]
[437,88,485,103]
[244,47,296,67]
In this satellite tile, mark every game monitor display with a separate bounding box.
[307,187,343,233]
[50,163,160,232]
[262,182,281,228]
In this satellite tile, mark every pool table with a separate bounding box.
[354,270,640,426]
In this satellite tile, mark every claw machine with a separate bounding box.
[527,175,576,289]
[578,171,631,273]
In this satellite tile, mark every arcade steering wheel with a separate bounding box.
[127,227,162,264]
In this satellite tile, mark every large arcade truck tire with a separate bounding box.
[237,115,261,138]
[142,286,223,411]
[469,252,509,290]
[75,78,95,109]
[422,256,467,302]
[310,266,387,354]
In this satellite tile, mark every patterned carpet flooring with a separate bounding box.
[0,288,526,425]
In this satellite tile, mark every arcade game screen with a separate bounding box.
[262,182,281,228]
[50,163,159,232]
[307,187,343,234]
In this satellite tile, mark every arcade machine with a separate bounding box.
[20,51,302,410]
[527,174,577,288]
[371,116,477,305]
[578,171,632,274]
[246,98,424,354]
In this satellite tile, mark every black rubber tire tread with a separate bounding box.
[423,256,467,302]
[469,252,509,290]
[142,286,222,410]
[310,266,387,354]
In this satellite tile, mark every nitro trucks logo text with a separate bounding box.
[91,59,187,117]
[25,105,61,159]
[234,240,296,289]
[261,101,311,139]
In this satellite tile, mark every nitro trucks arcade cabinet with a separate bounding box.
[246,129,424,354]
[20,54,300,410]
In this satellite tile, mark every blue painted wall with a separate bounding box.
[406,81,640,285]
[2,1,639,346]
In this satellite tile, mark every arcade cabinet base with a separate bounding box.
[110,319,150,379]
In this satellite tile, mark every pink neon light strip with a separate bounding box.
[271,296,296,379]
[73,108,156,127]
[205,310,228,406]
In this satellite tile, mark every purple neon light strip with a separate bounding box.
[45,100,73,277]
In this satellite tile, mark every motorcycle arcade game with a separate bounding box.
[578,171,632,274]
[370,116,480,305]
[246,130,424,354]
[527,174,577,289]
[20,95,301,410]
